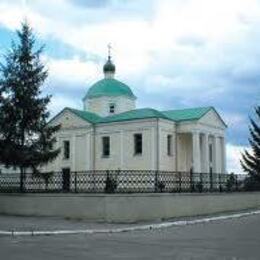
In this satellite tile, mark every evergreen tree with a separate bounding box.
[0,21,60,191]
[241,106,260,190]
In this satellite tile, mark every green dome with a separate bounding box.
[84,78,136,100]
[103,59,115,73]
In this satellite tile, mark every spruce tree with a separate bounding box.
[241,106,260,189]
[0,21,60,191]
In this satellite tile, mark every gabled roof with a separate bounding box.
[161,107,212,122]
[48,107,101,125]
[162,106,227,127]
[49,106,226,127]
[67,108,101,124]
[97,108,169,124]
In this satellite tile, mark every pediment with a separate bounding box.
[49,109,91,129]
[198,109,226,129]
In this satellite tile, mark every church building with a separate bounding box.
[45,54,227,174]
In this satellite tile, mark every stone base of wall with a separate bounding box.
[0,192,260,223]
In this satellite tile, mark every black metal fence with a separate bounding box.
[0,170,247,194]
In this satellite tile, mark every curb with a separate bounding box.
[1,210,260,236]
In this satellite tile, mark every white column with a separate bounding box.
[55,136,61,172]
[222,136,226,174]
[192,132,201,173]
[151,127,156,170]
[212,135,218,173]
[202,133,209,173]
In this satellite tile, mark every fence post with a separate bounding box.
[210,171,213,191]
[154,171,159,193]
[219,174,222,192]
[20,170,24,193]
[74,172,78,193]
[93,170,96,192]
[190,168,194,192]
[178,172,182,192]
[199,172,203,193]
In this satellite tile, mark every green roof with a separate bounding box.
[66,108,101,124]
[83,78,136,100]
[161,107,212,122]
[97,108,169,124]
[52,106,225,126]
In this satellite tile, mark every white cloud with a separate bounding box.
[226,143,249,174]
[48,95,81,116]
[45,56,101,88]
[222,112,247,128]
[1,0,260,82]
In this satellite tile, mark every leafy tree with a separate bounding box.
[0,21,60,191]
[241,106,260,190]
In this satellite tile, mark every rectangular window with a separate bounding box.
[134,133,142,155]
[209,143,213,163]
[109,104,115,114]
[63,140,70,159]
[167,135,173,156]
[102,136,110,157]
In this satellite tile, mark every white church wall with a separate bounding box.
[85,96,136,116]
[75,133,88,171]
[158,120,176,171]
[95,120,157,170]
[0,109,227,174]
[42,109,94,172]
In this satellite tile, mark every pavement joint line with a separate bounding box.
[1,210,260,237]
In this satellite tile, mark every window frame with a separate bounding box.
[109,103,115,114]
[167,134,173,156]
[102,136,110,158]
[134,133,143,155]
[63,140,70,160]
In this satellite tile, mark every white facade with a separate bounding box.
[42,107,226,173]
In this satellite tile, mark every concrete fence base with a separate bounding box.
[0,192,260,223]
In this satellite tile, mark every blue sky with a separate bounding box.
[0,0,259,173]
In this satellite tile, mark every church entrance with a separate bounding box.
[62,168,71,192]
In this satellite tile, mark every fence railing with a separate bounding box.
[0,170,246,194]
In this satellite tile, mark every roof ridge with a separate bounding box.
[65,107,101,124]
[162,106,213,113]
[97,107,172,124]
[64,107,100,117]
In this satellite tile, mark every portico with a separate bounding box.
[176,131,226,174]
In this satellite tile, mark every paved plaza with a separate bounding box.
[0,212,260,259]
